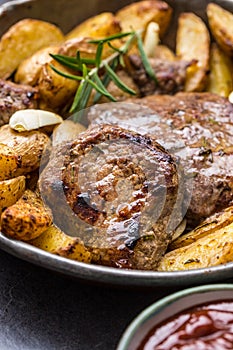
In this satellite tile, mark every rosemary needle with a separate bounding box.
[50,30,157,114]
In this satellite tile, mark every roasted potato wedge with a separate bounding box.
[176,12,210,92]
[158,222,233,271]
[153,44,176,61]
[169,206,233,251]
[59,37,98,60]
[15,45,59,86]
[0,19,64,79]
[38,59,79,112]
[65,12,121,40]
[0,176,25,214]
[0,125,50,176]
[1,189,52,241]
[116,0,172,37]
[207,3,233,57]
[207,43,233,97]
[59,36,118,62]
[29,224,91,263]
[0,143,19,180]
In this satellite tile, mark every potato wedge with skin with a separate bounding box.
[207,3,233,57]
[1,189,53,241]
[153,44,176,61]
[116,1,172,37]
[158,222,233,271]
[176,13,210,92]
[65,12,121,40]
[59,37,119,63]
[0,19,64,79]
[0,125,50,176]
[59,37,98,60]
[207,43,233,97]
[0,143,19,180]
[38,60,79,112]
[15,45,59,86]
[29,225,92,263]
[0,176,25,214]
[169,206,233,251]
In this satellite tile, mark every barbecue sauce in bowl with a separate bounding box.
[137,300,233,350]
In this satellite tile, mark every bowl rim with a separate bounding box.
[117,283,233,350]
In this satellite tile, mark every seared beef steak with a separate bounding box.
[88,92,233,226]
[128,55,189,96]
[40,125,182,270]
[0,79,39,126]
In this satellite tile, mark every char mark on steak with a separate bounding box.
[39,124,182,270]
[88,92,233,227]
[0,79,39,126]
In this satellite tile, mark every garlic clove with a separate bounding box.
[9,109,63,132]
[229,91,233,104]
[143,22,160,58]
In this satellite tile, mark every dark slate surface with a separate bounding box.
[0,249,175,350]
[1,249,233,350]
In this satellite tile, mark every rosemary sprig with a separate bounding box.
[88,31,134,44]
[135,32,158,84]
[50,30,157,115]
[93,59,118,104]
[103,62,136,95]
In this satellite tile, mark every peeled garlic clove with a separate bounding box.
[9,109,63,132]
[143,22,160,58]
[229,91,233,104]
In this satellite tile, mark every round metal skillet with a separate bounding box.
[0,0,233,288]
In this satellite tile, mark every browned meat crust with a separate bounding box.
[88,92,233,227]
[0,79,39,126]
[39,124,182,270]
[128,55,189,96]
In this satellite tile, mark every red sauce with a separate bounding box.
[137,300,233,350]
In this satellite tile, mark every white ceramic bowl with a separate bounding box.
[117,284,233,349]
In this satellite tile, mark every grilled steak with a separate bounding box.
[0,79,39,126]
[88,92,233,227]
[93,57,189,105]
[39,124,182,270]
[128,55,189,96]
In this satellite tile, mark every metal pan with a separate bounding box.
[0,0,233,288]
